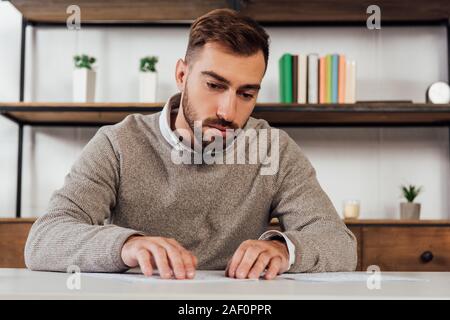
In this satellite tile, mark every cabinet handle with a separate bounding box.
[420,251,434,263]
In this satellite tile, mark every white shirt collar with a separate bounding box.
[159,93,189,152]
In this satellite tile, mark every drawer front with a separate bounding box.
[0,222,33,268]
[362,226,450,271]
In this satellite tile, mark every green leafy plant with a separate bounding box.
[140,56,158,72]
[401,184,423,203]
[74,54,96,70]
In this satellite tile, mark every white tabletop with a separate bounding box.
[1,268,450,300]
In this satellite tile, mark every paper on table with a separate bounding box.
[83,270,259,283]
[279,272,429,283]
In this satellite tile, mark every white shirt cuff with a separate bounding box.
[258,230,295,270]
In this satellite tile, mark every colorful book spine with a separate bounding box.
[338,55,346,104]
[331,54,339,103]
[280,52,356,104]
[279,56,285,103]
[319,57,326,103]
[307,54,318,104]
[292,55,298,103]
[283,54,293,103]
[345,60,356,103]
[279,53,293,103]
[297,54,307,103]
[325,55,332,103]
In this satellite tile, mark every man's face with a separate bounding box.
[176,42,266,147]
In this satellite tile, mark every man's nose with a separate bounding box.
[216,94,237,123]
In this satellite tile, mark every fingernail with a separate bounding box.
[188,271,195,278]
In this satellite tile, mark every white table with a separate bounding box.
[1,268,450,299]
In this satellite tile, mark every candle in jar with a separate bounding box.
[343,200,360,219]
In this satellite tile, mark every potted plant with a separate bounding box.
[139,56,158,102]
[73,54,96,102]
[400,184,423,219]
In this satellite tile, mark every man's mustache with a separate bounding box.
[202,118,239,130]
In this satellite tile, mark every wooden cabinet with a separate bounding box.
[0,218,35,268]
[347,220,450,272]
[2,218,450,271]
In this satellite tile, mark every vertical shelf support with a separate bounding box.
[16,16,27,218]
[447,19,450,219]
[16,124,23,218]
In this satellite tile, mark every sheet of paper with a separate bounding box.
[83,270,259,283]
[279,272,429,283]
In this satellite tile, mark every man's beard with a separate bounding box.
[182,84,240,150]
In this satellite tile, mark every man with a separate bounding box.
[25,8,357,280]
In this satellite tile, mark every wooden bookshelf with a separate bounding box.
[2,102,450,126]
[4,0,450,220]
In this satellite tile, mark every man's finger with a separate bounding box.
[193,254,198,268]
[147,244,172,279]
[136,249,153,277]
[180,250,196,279]
[165,239,196,279]
[264,256,282,280]
[235,246,261,279]
[225,259,231,276]
[248,251,271,279]
[227,244,247,278]
[159,242,186,279]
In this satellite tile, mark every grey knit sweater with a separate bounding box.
[25,93,357,273]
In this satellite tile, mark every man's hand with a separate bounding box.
[226,239,290,280]
[121,235,198,280]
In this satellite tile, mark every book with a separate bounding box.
[326,55,332,103]
[292,55,298,103]
[278,56,284,102]
[279,53,293,103]
[319,57,326,103]
[331,54,339,103]
[307,54,319,103]
[338,55,346,103]
[298,54,307,103]
[345,60,356,103]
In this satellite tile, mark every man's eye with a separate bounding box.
[241,93,254,99]
[207,82,221,90]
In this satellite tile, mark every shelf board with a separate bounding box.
[2,102,450,126]
[9,0,450,25]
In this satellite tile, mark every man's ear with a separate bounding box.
[175,59,188,91]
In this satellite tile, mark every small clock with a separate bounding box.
[426,81,450,104]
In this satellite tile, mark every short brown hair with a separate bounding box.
[185,8,270,72]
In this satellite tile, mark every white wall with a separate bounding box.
[1,1,449,219]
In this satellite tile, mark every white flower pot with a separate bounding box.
[400,202,421,220]
[73,68,96,102]
[139,71,157,102]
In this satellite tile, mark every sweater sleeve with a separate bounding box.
[24,127,144,273]
[270,132,357,273]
